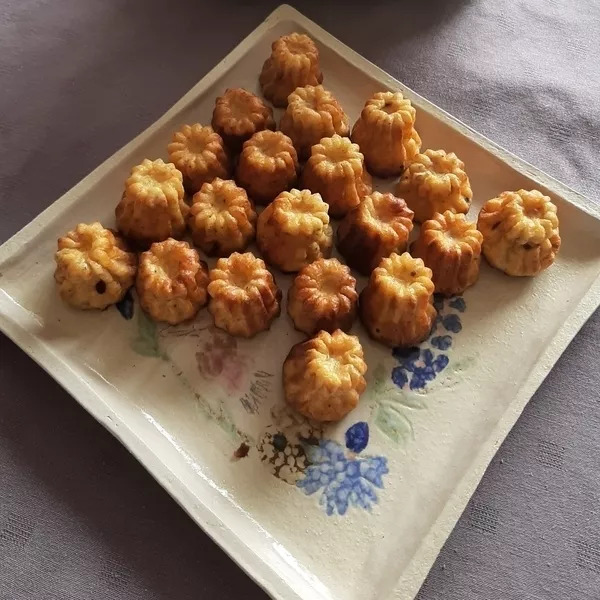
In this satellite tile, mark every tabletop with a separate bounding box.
[1,1,599,598]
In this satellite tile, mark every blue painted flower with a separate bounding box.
[433,293,445,312]
[449,297,466,312]
[391,346,421,388]
[431,335,452,351]
[407,349,449,390]
[392,345,420,364]
[345,422,369,453]
[297,440,389,516]
[391,367,408,388]
[442,314,462,333]
[390,296,465,392]
[392,347,449,390]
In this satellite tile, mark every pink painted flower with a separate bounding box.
[196,328,251,393]
[220,354,251,394]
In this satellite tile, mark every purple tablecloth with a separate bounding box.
[1,1,599,598]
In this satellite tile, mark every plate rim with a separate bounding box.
[1,5,599,600]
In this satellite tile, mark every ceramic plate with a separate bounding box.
[1,5,599,600]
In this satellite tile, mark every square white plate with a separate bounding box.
[1,5,599,600]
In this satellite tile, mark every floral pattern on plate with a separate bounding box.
[391,294,466,391]
[297,433,389,516]
[124,293,469,515]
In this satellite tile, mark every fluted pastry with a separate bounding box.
[360,252,436,347]
[259,33,323,107]
[396,149,472,223]
[188,178,256,256]
[208,252,281,337]
[477,189,561,276]
[236,130,299,205]
[211,88,275,152]
[287,258,358,335]
[283,329,367,422]
[257,188,333,272]
[411,211,482,296]
[279,85,349,159]
[301,135,372,218]
[351,91,421,177]
[115,158,188,247]
[336,191,414,275]
[167,124,231,193]
[54,222,137,310]
[136,239,209,325]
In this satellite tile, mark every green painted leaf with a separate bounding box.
[394,393,426,410]
[131,310,163,358]
[451,355,476,373]
[138,309,157,339]
[371,363,390,395]
[375,402,414,444]
[130,339,158,357]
